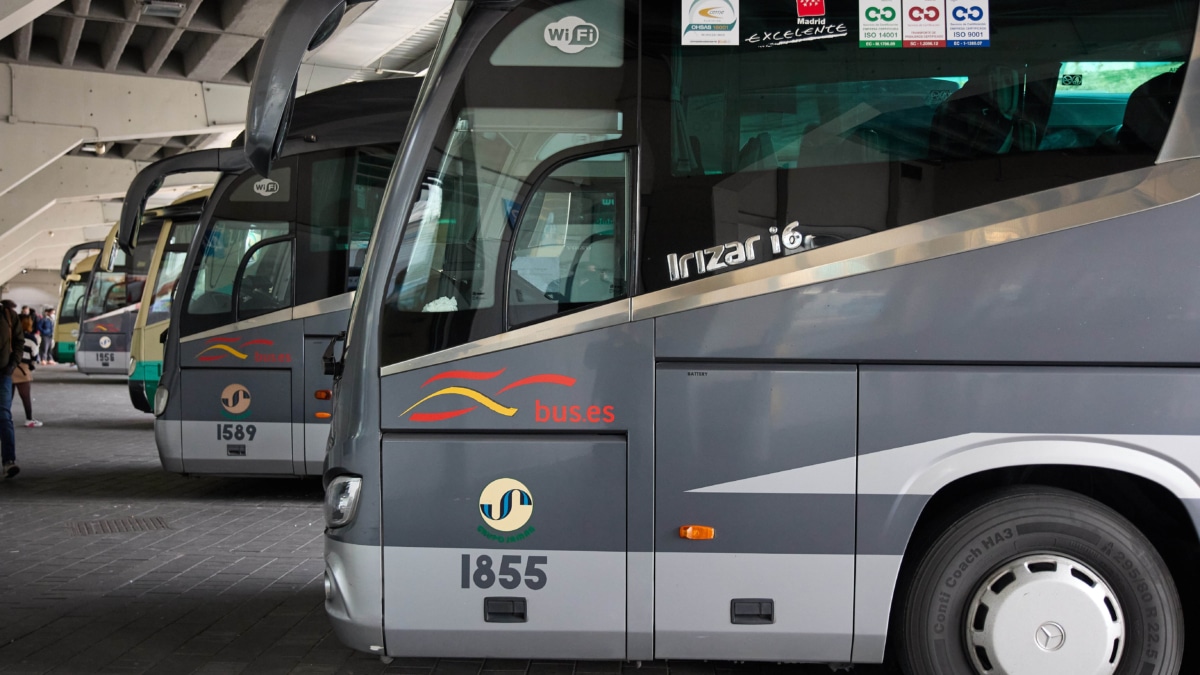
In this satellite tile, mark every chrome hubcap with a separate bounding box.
[966,554,1124,675]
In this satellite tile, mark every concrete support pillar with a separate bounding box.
[0,155,216,285]
[0,0,59,40]
[0,156,139,242]
[0,123,94,198]
[0,201,118,284]
[1,63,247,194]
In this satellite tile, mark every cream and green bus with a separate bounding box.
[128,191,209,411]
[53,242,102,364]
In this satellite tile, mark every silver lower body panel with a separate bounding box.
[325,538,385,655]
[155,417,183,473]
[76,350,129,375]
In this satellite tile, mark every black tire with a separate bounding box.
[896,486,1183,675]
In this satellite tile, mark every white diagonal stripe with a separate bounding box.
[685,433,1200,499]
[687,456,855,494]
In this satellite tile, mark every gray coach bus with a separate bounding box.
[252,0,1200,672]
[129,77,420,476]
[74,220,160,375]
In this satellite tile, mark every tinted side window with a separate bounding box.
[297,146,397,305]
[508,153,629,327]
[640,0,1197,292]
[237,239,293,318]
[184,218,289,320]
[146,220,199,326]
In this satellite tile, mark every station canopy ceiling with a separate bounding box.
[0,0,448,162]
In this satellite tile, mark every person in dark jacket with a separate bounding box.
[0,300,21,477]
[37,309,55,364]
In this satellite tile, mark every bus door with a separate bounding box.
[653,366,857,662]
[174,161,300,475]
[378,154,642,658]
[637,1,867,660]
[370,0,641,650]
[299,146,397,473]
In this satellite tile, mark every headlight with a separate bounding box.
[71,329,79,337]
[153,387,169,416]
[127,356,137,377]
[324,476,362,528]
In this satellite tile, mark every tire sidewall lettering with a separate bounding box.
[927,524,1166,669]
[903,493,1180,675]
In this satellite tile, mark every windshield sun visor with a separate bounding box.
[118,148,249,251]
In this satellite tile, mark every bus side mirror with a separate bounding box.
[323,331,346,377]
[159,329,168,344]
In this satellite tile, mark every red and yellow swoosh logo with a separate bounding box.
[197,344,249,361]
[404,369,576,422]
[402,387,518,422]
[196,336,276,362]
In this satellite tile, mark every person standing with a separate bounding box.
[13,316,40,428]
[37,309,55,364]
[0,300,22,477]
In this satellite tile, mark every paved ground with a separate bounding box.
[0,367,883,675]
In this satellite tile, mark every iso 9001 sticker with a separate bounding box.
[946,0,989,47]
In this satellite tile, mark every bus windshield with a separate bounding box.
[85,271,144,317]
[60,280,88,323]
[187,219,290,316]
[180,145,398,336]
[146,220,200,326]
[379,0,634,365]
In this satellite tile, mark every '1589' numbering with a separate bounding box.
[216,423,257,441]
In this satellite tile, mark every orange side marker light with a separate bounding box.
[315,412,332,419]
[314,390,333,400]
[679,525,715,540]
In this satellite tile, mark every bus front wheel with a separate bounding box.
[896,486,1183,675]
